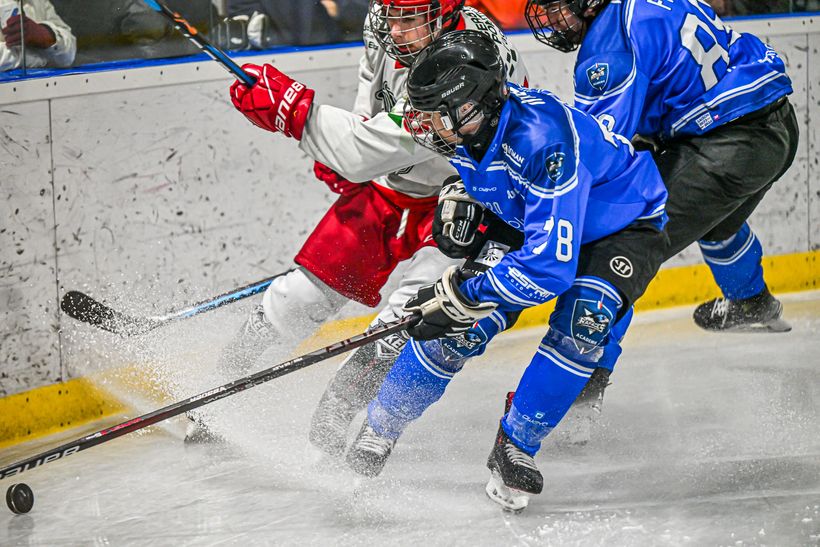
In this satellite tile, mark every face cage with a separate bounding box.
[403,102,484,158]
[525,0,586,53]
[369,1,443,64]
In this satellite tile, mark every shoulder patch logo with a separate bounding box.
[587,63,609,91]
[546,152,566,183]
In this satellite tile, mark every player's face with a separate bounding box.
[428,102,484,146]
[385,7,435,54]
[543,2,583,33]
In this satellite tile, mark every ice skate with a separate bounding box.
[485,393,542,511]
[487,424,543,493]
[556,367,610,446]
[693,288,791,333]
[345,421,396,478]
[309,390,358,457]
[309,337,405,456]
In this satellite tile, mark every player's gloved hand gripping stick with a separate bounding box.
[0,315,419,480]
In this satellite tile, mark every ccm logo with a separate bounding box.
[610,256,633,278]
[275,81,305,133]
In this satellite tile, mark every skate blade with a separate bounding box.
[485,471,529,513]
[726,317,792,333]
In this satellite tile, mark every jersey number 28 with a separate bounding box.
[680,1,731,91]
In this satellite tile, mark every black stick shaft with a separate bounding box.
[0,316,415,480]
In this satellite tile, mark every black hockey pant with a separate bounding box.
[655,97,799,259]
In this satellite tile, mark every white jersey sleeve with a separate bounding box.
[351,18,378,119]
[298,7,529,198]
[300,106,440,184]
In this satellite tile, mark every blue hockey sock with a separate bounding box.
[699,222,766,300]
[503,276,623,455]
[502,344,592,455]
[597,306,633,372]
[368,338,457,439]
[367,312,507,439]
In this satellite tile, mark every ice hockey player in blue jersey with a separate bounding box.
[523,0,799,449]
[344,30,668,510]
[525,0,797,333]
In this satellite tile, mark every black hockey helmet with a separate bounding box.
[368,0,466,66]
[404,30,507,157]
[525,0,609,52]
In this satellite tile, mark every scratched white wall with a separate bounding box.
[0,25,817,396]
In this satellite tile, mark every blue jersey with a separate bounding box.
[574,0,792,140]
[455,85,667,313]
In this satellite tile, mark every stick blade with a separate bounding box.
[60,291,157,336]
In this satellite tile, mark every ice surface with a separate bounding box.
[1,293,818,546]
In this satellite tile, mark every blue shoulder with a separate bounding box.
[575,2,633,99]
[576,0,673,100]
[506,88,578,191]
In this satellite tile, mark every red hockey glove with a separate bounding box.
[230,63,315,140]
[313,161,364,196]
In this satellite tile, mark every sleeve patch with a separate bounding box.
[546,152,567,183]
[586,63,610,92]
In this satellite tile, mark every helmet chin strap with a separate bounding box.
[462,87,506,160]
[463,111,500,161]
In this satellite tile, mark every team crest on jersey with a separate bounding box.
[375,81,397,112]
[587,63,609,92]
[571,299,613,350]
[441,329,487,359]
[546,152,566,183]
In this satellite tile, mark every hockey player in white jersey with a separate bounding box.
[187,0,528,447]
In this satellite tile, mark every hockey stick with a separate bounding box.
[0,314,417,480]
[141,0,255,86]
[60,274,285,337]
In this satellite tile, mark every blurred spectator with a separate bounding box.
[56,0,216,66]
[707,0,791,16]
[214,0,368,50]
[466,0,527,30]
[0,0,76,70]
[707,0,731,16]
[793,1,820,10]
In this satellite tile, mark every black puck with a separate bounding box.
[6,483,34,514]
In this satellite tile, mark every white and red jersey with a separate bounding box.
[299,6,528,198]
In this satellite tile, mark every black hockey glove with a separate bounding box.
[432,176,485,259]
[404,266,497,340]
